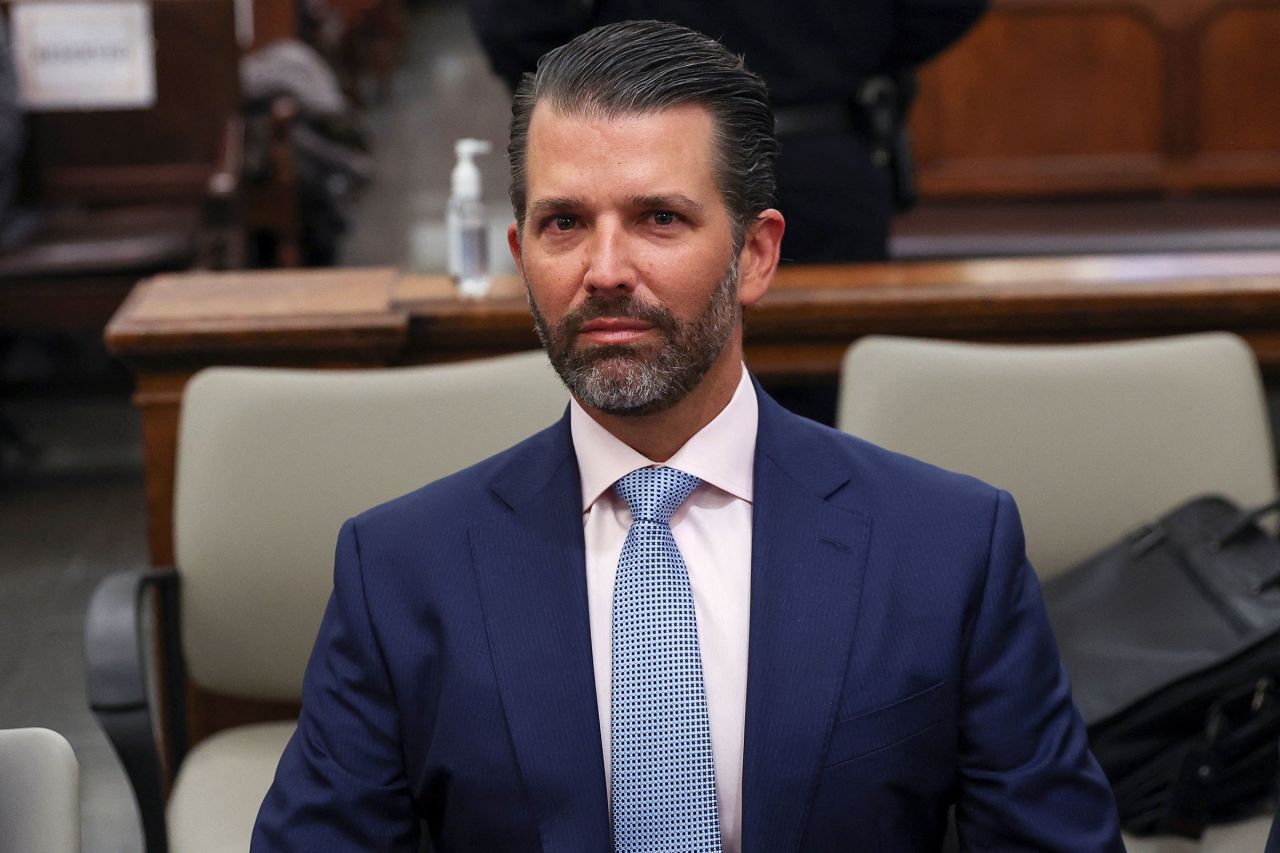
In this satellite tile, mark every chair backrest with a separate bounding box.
[837,333,1278,579]
[4,0,239,205]
[174,350,569,700]
[0,728,80,853]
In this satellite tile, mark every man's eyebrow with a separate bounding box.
[525,193,707,221]
[527,196,586,220]
[629,194,705,215]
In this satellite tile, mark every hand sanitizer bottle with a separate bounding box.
[447,138,493,297]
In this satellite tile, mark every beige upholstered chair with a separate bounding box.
[838,332,1278,850]
[86,350,568,852]
[1120,816,1274,853]
[838,332,1278,580]
[0,728,80,853]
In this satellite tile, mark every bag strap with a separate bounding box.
[1205,495,1280,593]
[1208,495,1280,552]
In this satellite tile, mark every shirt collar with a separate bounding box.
[571,364,758,511]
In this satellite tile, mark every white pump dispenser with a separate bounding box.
[447,138,493,297]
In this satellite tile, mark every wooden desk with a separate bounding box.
[107,251,1280,568]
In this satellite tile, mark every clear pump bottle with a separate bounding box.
[447,138,493,297]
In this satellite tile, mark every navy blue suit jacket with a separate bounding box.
[253,385,1123,851]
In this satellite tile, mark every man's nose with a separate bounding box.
[583,221,636,296]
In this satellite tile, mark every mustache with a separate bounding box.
[557,295,679,338]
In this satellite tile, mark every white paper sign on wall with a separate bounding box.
[11,1,157,111]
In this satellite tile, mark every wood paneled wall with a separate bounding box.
[911,0,1280,198]
[249,0,296,50]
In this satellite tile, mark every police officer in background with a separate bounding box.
[465,0,987,263]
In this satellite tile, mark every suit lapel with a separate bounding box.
[469,416,612,851]
[468,392,872,852]
[741,389,873,853]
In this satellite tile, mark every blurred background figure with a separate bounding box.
[465,0,987,262]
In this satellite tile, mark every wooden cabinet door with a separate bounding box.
[911,0,1280,198]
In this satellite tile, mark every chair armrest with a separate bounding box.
[266,95,299,187]
[198,115,247,270]
[257,95,302,266]
[84,568,184,853]
[208,114,244,202]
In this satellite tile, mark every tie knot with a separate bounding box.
[614,466,701,524]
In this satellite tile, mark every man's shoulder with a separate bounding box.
[767,408,1015,580]
[763,402,1002,514]
[350,419,572,536]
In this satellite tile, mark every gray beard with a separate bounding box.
[526,259,739,417]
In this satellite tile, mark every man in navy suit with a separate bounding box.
[253,21,1123,852]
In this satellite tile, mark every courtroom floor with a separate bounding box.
[0,395,147,852]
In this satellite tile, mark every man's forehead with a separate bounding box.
[518,100,731,232]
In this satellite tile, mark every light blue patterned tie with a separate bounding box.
[611,466,722,853]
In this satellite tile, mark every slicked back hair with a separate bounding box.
[508,20,778,250]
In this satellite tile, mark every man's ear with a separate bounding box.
[737,209,784,308]
[507,221,524,276]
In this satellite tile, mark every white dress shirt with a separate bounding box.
[571,364,757,853]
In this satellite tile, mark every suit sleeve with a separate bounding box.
[955,490,1124,851]
[251,518,420,852]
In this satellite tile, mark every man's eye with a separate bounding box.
[553,215,576,231]
[652,211,677,226]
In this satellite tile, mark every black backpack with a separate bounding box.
[1042,495,1280,837]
